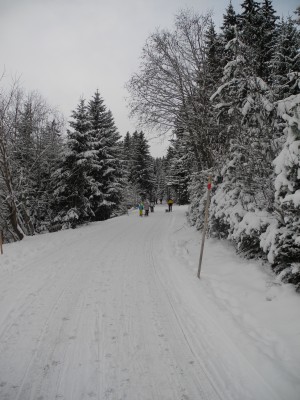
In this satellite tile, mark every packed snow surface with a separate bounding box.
[0,204,299,400]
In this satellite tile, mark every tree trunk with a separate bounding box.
[8,200,24,240]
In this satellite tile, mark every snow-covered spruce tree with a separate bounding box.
[34,119,64,232]
[205,20,225,83]
[221,1,237,44]
[120,132,136,207]
[237,0,261,73]
[238,0,278,81]
[220,1,238,69]
[211,0,241,171]
[123,132,132,169]
[208,138,244,240]
[87,90,123,221]
[204,15,238,168]
[52,99,93,229]
[163,146,177,201]
[295,6,300,25]
[186,19,231,228]
[270,17,300,99]
[258,0,279,81]
[209,28,279,258]
[128,131,139,186]
[261,95,300,288]
[212,49,254,240]
[13,97,65,234]
[153,157,167,202]
[129,131,155,199]
[165,130,192,205]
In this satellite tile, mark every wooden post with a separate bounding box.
[197,175,212,279]
[0,230,3,255]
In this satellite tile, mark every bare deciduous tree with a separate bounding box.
[0,77,64,241]
[126,10,215,170]
[0,80,24,240]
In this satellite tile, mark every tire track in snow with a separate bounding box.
[14,220,133,400]
[145,223,223,400]
[0,264,65,346]
[13,257,85,400]
[148,210,281,400]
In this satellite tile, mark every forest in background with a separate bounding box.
[0,86,173,238]
[0,0,299,289]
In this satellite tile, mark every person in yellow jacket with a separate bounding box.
[138,202,144,217]
[167,198,174,212]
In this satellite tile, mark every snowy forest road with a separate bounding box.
[0,205,283,400]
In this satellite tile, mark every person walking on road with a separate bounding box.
[150,200,155,212]
[144,200,150,216]
[167,198,174,212]
[138,202,144,217]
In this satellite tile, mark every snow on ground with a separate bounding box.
[0,204,299,400]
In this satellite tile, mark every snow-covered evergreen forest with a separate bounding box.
[0,87,165,237]
[0,0,299,289]
[127,0,300,290]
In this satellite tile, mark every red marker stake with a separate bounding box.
[197,175,212,279]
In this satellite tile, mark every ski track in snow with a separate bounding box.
[0,205,299,400]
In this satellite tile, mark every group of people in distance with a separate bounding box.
[138,199,154,216]
[138,198,174,217]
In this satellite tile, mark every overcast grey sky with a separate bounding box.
[0,0,298,156]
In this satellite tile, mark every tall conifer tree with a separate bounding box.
[259,0,279,80]
[52,99,93,228]
[130,131,155,198]
[270,17,300,98]
[88,90,122,220]
[221,1,237,43]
